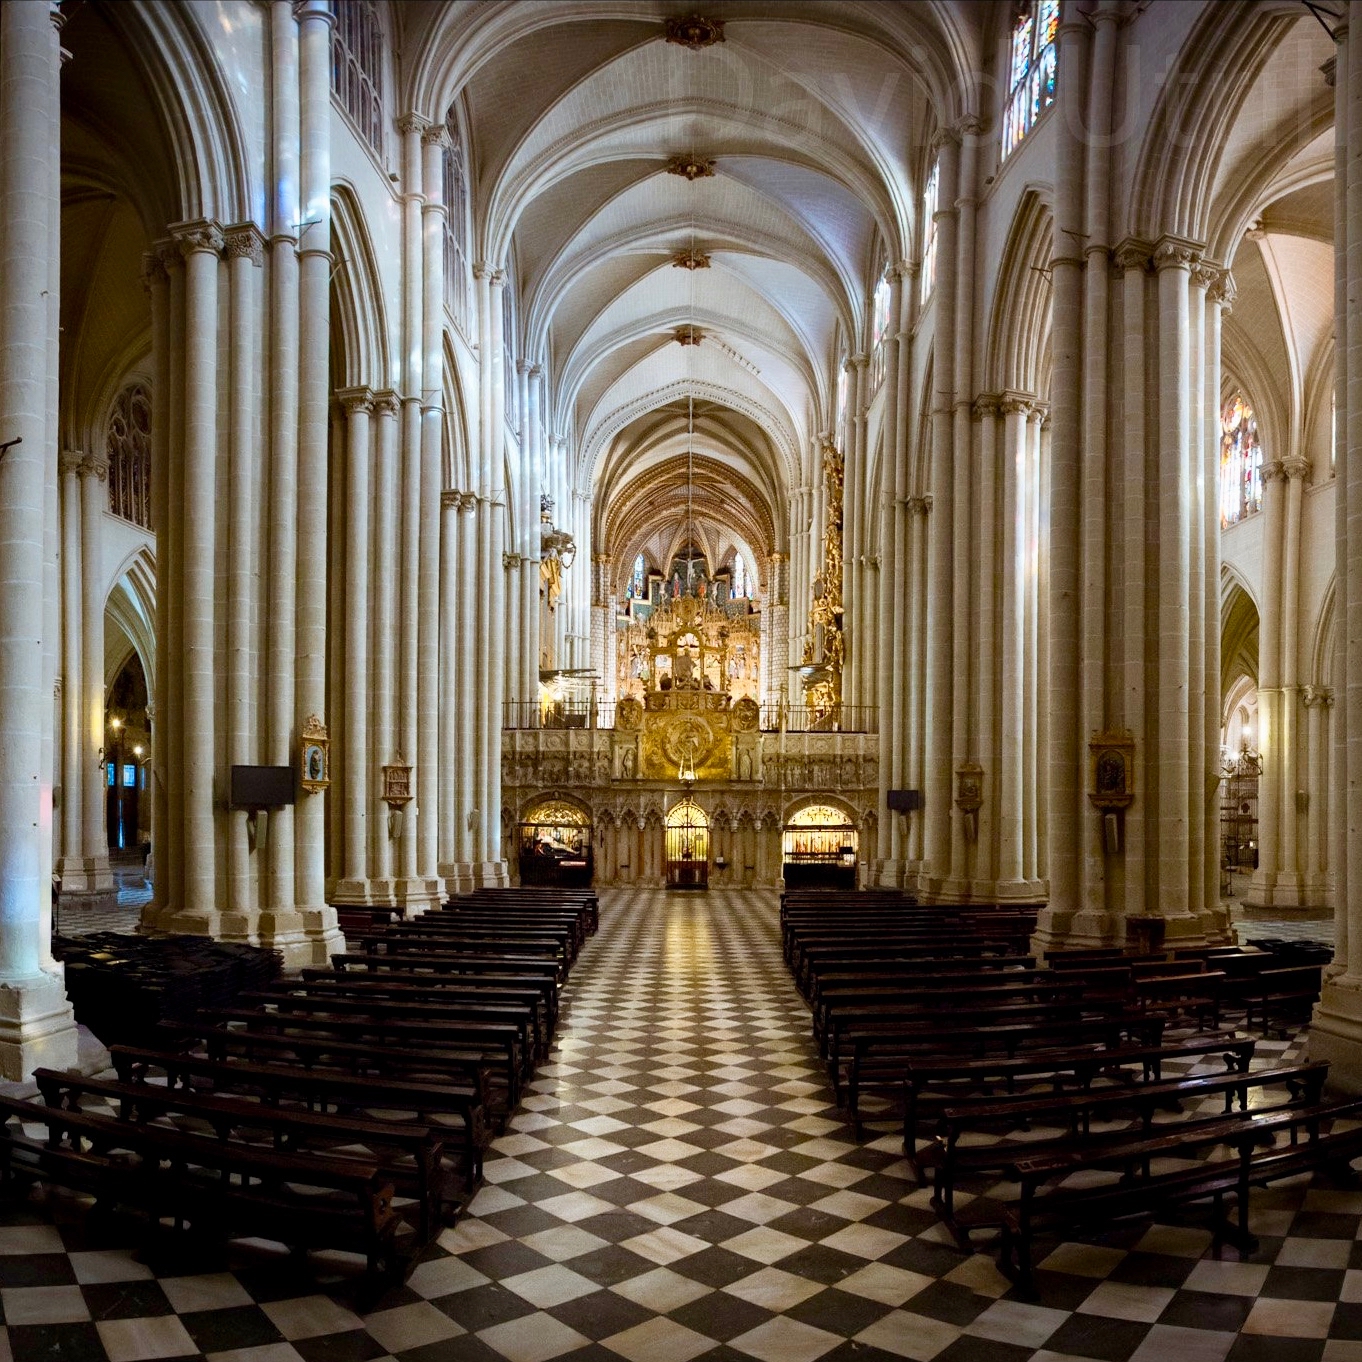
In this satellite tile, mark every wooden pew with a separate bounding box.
[994,1096,1362,1284]
[901,1034,1257,1156]
[925,1060,1328,1229]
[0,1093,409,1282]
[109,1044,491,1185]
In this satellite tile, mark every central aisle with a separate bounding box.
[406,888,941,1360]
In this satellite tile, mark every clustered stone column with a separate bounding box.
[1310,4,1362,1089]
[54,450,115,905]
[0,0,79,1076]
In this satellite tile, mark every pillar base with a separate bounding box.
[55,888,120,924]
[0,972,80,1082]
[395,878,442,917]
[1309,979,1362,1093]
[330,879,386,907]
[438,863,478,896]
[474,862,509,889]
[993,878,1048,903]
[56,856,116,895]
[1243,868,1309,910]
[1030,907,1120,954]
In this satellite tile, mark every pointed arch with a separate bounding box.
[985,186,1053,396]
[330,184,391,390]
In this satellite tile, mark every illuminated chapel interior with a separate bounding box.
[2,0,1362,1083]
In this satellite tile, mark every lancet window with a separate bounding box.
[627,554,646,600]
[920,158,939,303]
[835,358,848,444]
[502,276,517,423]
[1001,0,1058,161]
[868,271,891,395]
[442,115,470,327]
[107,381,151,529]
[732,552,753,600]
[1220,392,1263,528]
[330,0,384,156]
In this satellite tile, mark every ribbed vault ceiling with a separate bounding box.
[415,0,946,592]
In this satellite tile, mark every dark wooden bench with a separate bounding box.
[109,1043,491,1185]
[196,1007,528,1106]
[241,986,544,1060]
[843,1012,1166,1135]
[0,1093,409,1282]
[901,1034,1258,1155]
[296,970,558,1035]
[33,1069,457,1241]
[994,1095,1362,1284]
[1233,964,1324,1033]
[925,1060,1329,1228]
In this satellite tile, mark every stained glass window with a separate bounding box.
[1000,0,1058,161]
[627,553,646,599]
[732,553,752,599]
[920,158,939,304]
[330,1,384,155]
[1220,393,1263,528]
[835,359,848,440]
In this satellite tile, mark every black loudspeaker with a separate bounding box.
[886,789,922,812]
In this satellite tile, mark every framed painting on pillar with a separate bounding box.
[299,714,330,792]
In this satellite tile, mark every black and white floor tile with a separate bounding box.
[2,887,1356,1362]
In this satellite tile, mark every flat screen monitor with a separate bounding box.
[230,765,295,810]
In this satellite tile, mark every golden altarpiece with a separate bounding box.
[502,447,876,888]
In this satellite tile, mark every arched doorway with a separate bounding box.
[104,650,150,856]
[665,797,709,889]
[1220,581,1260,899]
[517,798,593,887]
[782,802,858,889]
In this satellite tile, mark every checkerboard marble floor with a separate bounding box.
[4,887,1359,1362]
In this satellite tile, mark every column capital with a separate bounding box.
[1208,269,1237,311]
[139,251,169,294]
[77,453,110,483]
[1262,458,1288,485]
[848,353,869,371]
[396,112,432,138]
[999,390,1035,417]
[906,495,932,516]
[169,218,225,258]
[516,358,532,375]
[1190,259,1221,291]
[58,449,83,479]
[460,491,480,512]
[1304,685,1335,708]
[373,388,400,417]
[529,363,544,378]
[420,123,452,151]
[489,268,506,288]
[336,385,375,415]
[292,0,334,26]
[503,552,524,570]
[1282,454,1312,483]
[1152,235,1201,272]
[440,489,461,509]
[971,394,1001,420]
[1113,238,1154,273]
[222,222,266,266]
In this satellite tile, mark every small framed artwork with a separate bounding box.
[299,714,330,792]
[382,762,413,807]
